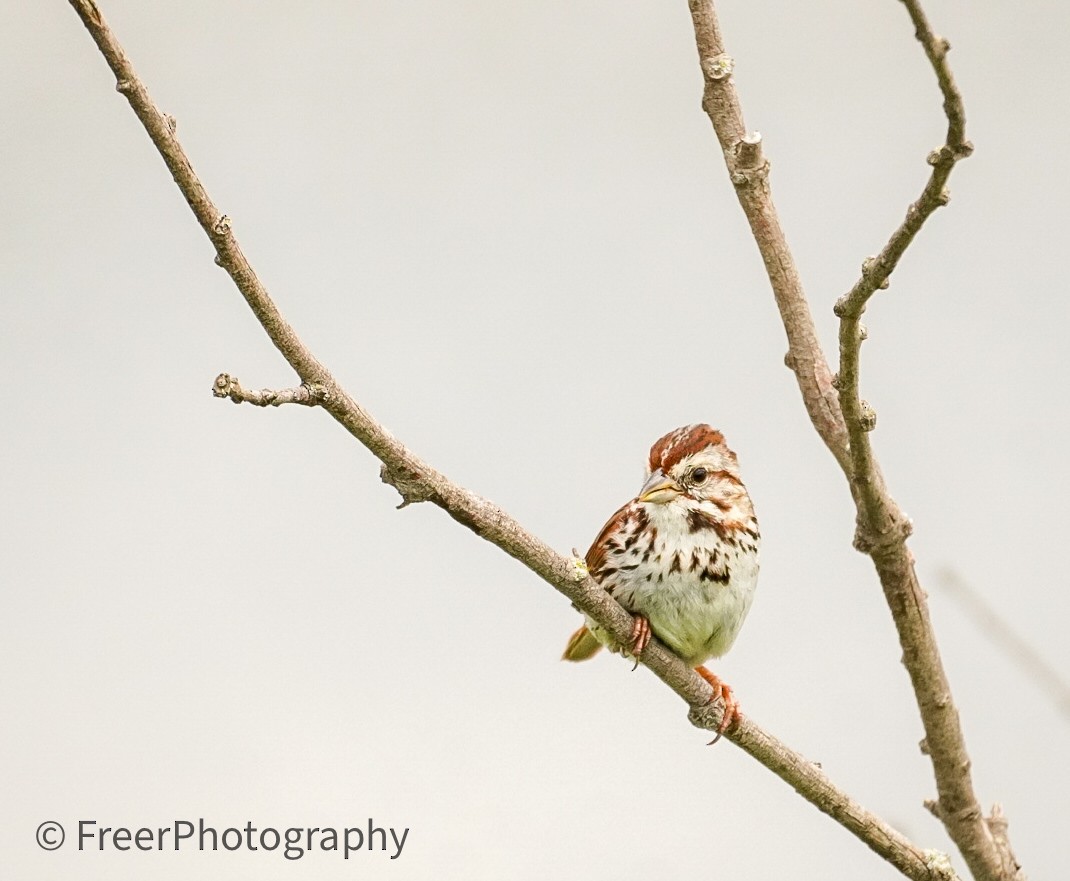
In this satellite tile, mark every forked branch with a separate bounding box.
[835,0,973,553]
[686,1,1019,879]
[68,1,961,878]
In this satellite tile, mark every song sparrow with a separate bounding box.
[563,423,760,738]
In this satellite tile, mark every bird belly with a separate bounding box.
[620,571,755,664]
[605,539,758,666]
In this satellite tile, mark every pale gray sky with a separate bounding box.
[3,1,1067,879]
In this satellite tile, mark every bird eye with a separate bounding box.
[690,467,708,485]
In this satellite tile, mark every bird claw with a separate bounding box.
[694,666,741,744]
[628,615,652,670]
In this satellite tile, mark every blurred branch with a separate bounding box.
[67,1,959,879]
[685,1,1021,880]
[937,568,1070,720]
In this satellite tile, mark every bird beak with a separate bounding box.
[638,469,683,504]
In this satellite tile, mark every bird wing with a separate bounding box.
[583,500,635,583]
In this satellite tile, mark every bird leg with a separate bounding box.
[628,615,652,671]
[694,666,741,744]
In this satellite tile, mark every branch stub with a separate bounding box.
[380,463,435,509]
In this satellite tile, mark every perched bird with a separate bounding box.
[563,424,760,737]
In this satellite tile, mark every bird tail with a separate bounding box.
[562,624,603,661]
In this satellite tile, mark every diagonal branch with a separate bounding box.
[685,0,850,472]
[686,1,1020,880]
[67,1,960,878]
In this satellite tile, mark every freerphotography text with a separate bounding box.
[35,818,409,860]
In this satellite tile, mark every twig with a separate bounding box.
[834,0,973,553]
[685,1,1020,880]
[212,373,326,407]
[66,2,958,878]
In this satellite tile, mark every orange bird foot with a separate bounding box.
[695,666,741,744]
[628,615,652,671]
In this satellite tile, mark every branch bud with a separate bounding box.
[703,53,735,80]
[859,400,877,432]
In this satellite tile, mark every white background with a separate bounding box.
[3,1,1067,878]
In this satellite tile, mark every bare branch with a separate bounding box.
[686,0,850,472]
[212,373,326,407]
[830,6,1012,881]
[66,2,960,878]
[835,0,972,328]
[835,0,974,555]
[686,1,1020,880]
